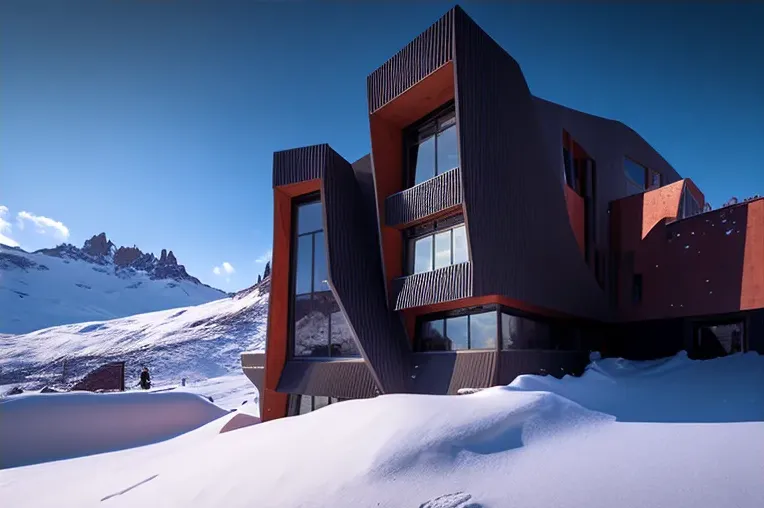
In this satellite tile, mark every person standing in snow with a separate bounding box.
[139,366,151,390]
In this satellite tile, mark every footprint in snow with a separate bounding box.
[418,491,482,508]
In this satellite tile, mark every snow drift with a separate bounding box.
[1,351,762,508]
[0,391,228,469]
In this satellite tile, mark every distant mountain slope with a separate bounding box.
[0,233,227,334]
[0,279,269,390]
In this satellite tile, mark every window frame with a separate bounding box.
[404,214,467,275]
[402,101,458,188]
[624,157,648,195]
[415,304,586,353]
[288,193,360,360]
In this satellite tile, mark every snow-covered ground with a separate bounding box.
[0,244,226,334]
[0,284,268,392]
[2,351,762,508]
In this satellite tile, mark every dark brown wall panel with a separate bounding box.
[273,144,328,187]
[367,9,454,114]
[392,262,473,310]
[453,9,608,320]
[411,351,497,394]
[385,168,463,227]
[277,360,379,399]
[497,351,590,385]
[322,146,413,394]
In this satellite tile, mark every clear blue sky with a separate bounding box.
[1,1,762,291]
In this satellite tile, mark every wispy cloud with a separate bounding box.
[212,261,235,280]
[255,249,272,264]
[16,210,70,240]
[0,205,20,247]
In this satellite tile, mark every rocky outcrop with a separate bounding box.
[82,233,114,258]
[70,362,125,392]
[114,246,142,267]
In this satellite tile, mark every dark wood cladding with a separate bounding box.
[496,350,591,385]
[273,144,328,187]
[321,146,413,393]
[385,168,462,227]
[453,9,608,320]
[411,351,496,394]
[277,360,379,399]
[392,262,473,311]
[367,9,454,114]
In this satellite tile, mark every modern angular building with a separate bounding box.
[242,5,764,421]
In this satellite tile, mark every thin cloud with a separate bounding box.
[255,249,272,264]
[17,210,70,240]
[0,205,20,247]
[212,261,235,277]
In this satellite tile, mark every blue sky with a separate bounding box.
[1,1,762,291]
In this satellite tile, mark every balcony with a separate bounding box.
[385,168,462,228]
[391,262,473,310]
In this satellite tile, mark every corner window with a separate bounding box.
[679,188,702,219]
[624,158,647,196]
[406,104,458,187]
[292,197,360,358]
[501,312,581,350]
[419,310,497,351]
[407,216,468,275]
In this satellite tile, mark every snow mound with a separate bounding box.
[3,352,762,507]
[0,391,228,469]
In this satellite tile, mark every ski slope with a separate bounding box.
[1,351,762,507]
[0,283,268,391]
[0,244,227,334]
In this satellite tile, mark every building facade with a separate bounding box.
[242,6,764,421]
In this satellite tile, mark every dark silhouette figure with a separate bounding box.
[139,367,151,390]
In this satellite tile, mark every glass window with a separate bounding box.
[436,123,458,174]
[292,197,360,358]
[419,310,497,351]
[446,316,469,350]
[313,396,330,411]
[469,312,497,349]
[298,201,323,234]
[413,235,433,274]
[650,170,661,189]
[434,230,452,269]
[452,225,468,264]
[409,106,459,187]
[501,312,552,350]
[624,158,646,189]
[295,235,313,295]
[409,224,468,275]
[299,394,313,415]
[414,136,436,185]
[312,232,329,292]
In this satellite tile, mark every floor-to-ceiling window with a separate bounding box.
[292,196,360,358]
[405,103,459,187]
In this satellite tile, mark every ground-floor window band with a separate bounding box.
[287,394,348,416]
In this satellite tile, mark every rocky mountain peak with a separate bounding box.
[82,233,114,258]
[114,246,143,267]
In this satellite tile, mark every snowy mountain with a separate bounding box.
[0,278,269,392]
[0,233,228,334]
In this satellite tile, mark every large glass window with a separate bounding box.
[408,107,459,186]
[624,158,647,196]
[292,197,360,358]
[418,310,496,351]
[409,221,468,275]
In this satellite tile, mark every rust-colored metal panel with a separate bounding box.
[563,185,586,257]
[322,147,412,394]
[391,262,473,310]
[276,360,379,399]
[411,351,497,394]
[741,199,764,311]
[497,351,590,385]
[385,168,463,227]
[367,9,454,114]
[453,8,608,321]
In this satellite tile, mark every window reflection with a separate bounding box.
[624,158,647,196]
[469,312,496,349]
[436,123,458,174]
[446,315,469,350]
[410,107,459,187]
[418,311,496,351]
[413,235,433,274]
[452,226,468,264]
[414,136,436,185]
[434,231,452,269]
[292,198,360,358]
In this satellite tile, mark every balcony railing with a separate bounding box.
[385,168,462,228]
[391,262,473,310]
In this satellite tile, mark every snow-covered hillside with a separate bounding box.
[0,234,227,334]
[2,352,762,507]
[0,281,268,392]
